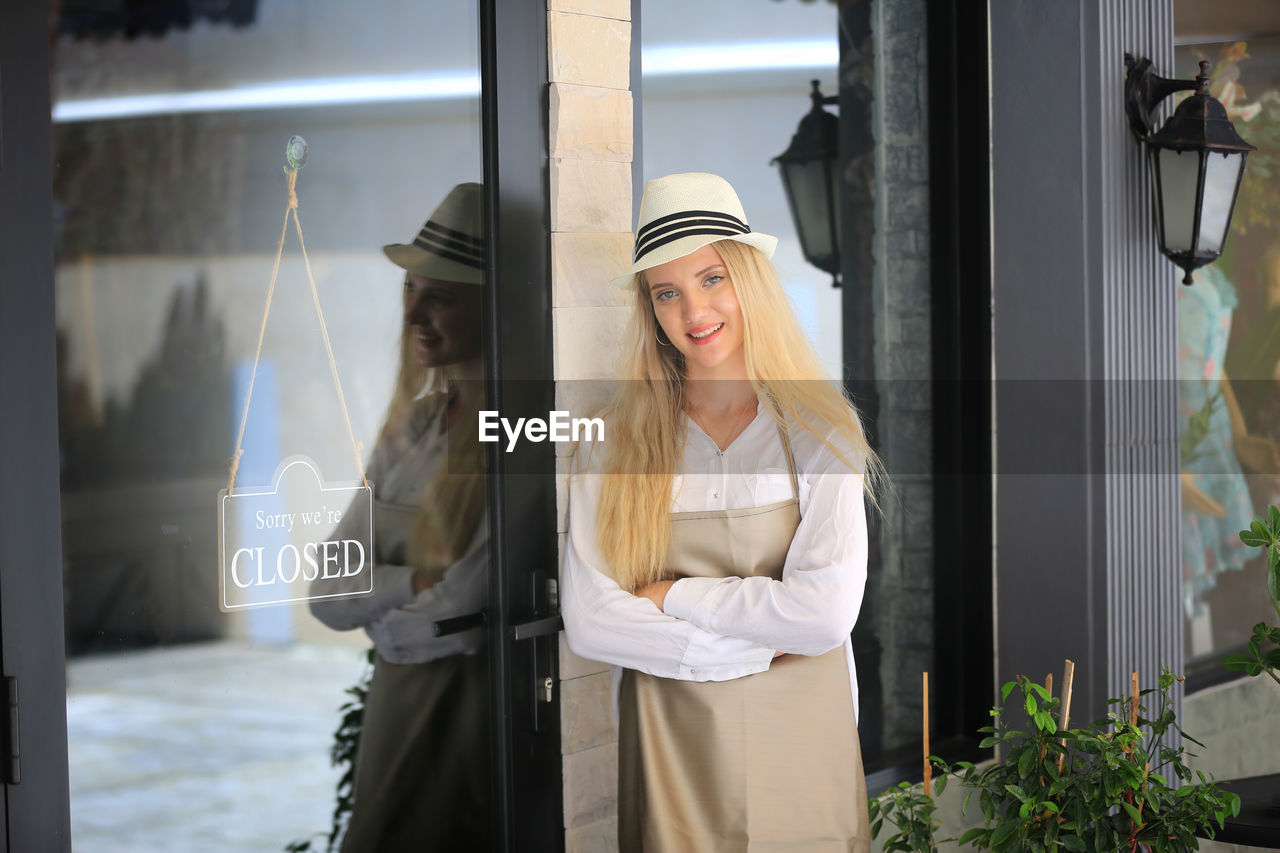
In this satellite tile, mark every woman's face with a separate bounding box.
[403,274,484,367]
[646,243,746,380]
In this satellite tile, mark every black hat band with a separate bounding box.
[634,210,750,262]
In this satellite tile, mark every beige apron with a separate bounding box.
[618,425,870,853]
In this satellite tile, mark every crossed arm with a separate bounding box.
[560,445,868,680]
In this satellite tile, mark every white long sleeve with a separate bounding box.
[561,445,777,682]
[660,437,868,656]
[308,398,489,662]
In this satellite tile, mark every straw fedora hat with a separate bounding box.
[612,172,777,289]
[383,182,485,285]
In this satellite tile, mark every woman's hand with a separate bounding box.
[412,569,437,596]
[635,580,677,611]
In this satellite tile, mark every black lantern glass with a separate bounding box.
[773,80,841,284]
[1126,57,1257,285]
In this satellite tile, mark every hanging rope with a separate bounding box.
[226,165,368,496]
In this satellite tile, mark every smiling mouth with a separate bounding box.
[688,323,724,340]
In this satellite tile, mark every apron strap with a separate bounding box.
[776,421,800,501]
[763,392,800,501]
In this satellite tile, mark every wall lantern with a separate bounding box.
[1124,54,1256,285]
[773,80,841,286]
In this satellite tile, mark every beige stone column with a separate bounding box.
[547,1,633,850]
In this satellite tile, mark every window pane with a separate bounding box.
[53,3,491,849]
[1174,31,1280,672]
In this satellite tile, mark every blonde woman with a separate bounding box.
[310,183,490,851]
[562,172,883,852]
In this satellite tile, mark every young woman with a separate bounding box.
[562,172,883,852]
[309,183,491,851]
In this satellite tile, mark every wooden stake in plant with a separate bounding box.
[1057,659,1075,772]
[923,671,932,797]
[1126,670,1139,760]
[1038,673,1054,769]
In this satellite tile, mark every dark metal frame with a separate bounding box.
[0,0,73,849]
[925,0,994,774]
[479,1,563,850]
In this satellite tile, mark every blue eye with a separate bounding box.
[654,289,678,302]
[704,275,724,287]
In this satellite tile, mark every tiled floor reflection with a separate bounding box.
[68,642,369,853]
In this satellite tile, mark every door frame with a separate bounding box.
[480,0,564,850]
[0,0,73,849]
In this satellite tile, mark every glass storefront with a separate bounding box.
[1173,3,1280,673]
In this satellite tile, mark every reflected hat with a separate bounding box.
[383,182,485,285]
[612,172,777,289]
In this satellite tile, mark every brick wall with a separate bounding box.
[547,1,633,849]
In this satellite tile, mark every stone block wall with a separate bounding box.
[870,0,935,751]
[547,1,633,849]
[1184,676,1280,853]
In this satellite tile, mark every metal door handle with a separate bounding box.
[510,615,563,641]
[432,611,487,637]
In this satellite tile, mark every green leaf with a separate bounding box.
[991,819,1020,850]
[1004,784,1029,803]
[1018,746,1035,778]
[1269,562,1280,605]
[1121,801,1144,825]
[1061,836,1086,851]
[1268,504,1280,533]
[959,827,986,845]
[1002,681,1017,703]
[1026,693,1039,716]
[1213,648,1244,666]
[1240,530,1267,547]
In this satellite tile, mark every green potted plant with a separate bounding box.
[869,668,1240,852]
[1230,507,1280,686]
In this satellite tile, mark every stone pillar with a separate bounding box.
[547,1,633,849]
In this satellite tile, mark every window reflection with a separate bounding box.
[1175,32,1280,667]
[52,3,489,850]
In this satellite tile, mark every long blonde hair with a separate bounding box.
[379,309,486,578]
[594,239,884,592]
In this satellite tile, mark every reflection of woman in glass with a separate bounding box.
[562,172,883,852]
[309,183,490,851]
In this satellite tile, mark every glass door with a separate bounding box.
[45,2,549,849]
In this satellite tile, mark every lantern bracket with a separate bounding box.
[1124,53,1202,141]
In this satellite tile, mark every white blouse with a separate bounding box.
[560,403,869,724]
